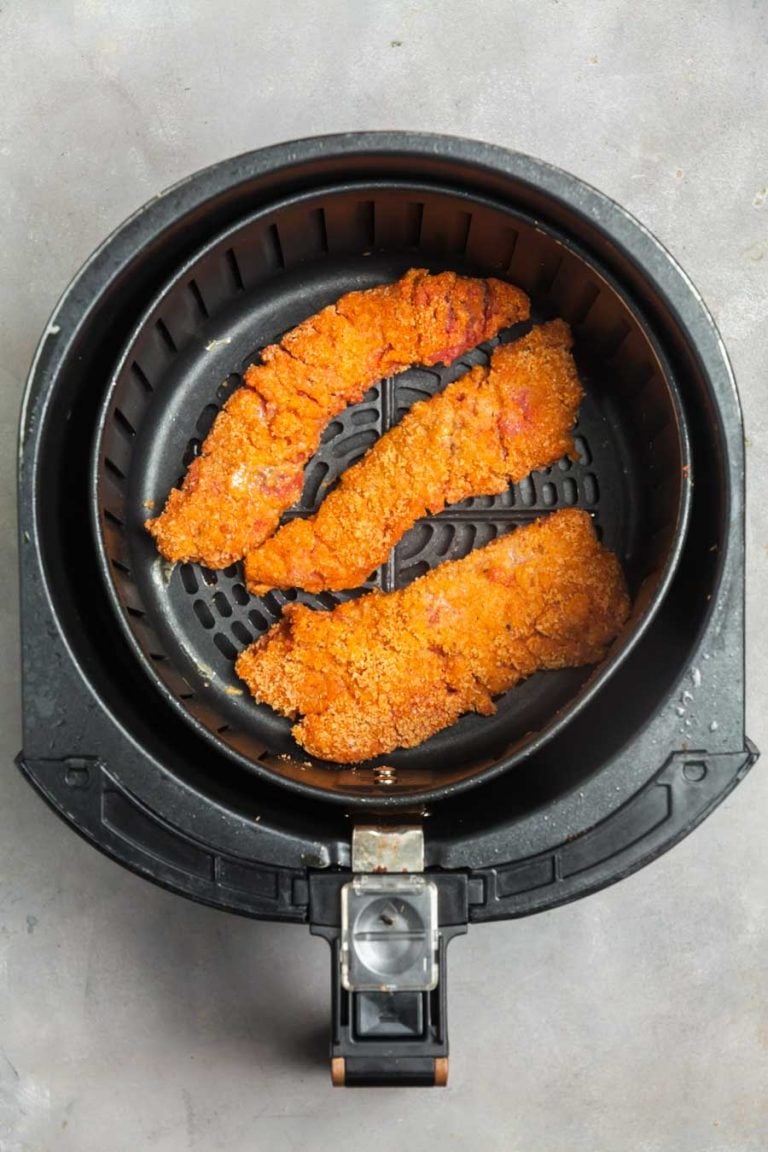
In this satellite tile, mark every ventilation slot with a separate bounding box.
[457,211,472,255]
[226,247,245,291]
[331,429,378,459]
[214,634,237,660]
[418,207,473,256]
[517,475,535,506]
[400,561,430,585]
[196,404,219,437]
[313,207,329,253]
[582,473,600,504]
[180,565,199,594]
[232,583,250,606]
[131,361,153,392]
[231,621,253,645]
[542,254,566,297]
[155,318,177,354]
[193,600,216,629]
[217,374,242,402]
[267,225,285,269]
[248,608,269,632]
[573,435,592,465]
[408,202,425,247]
[350,408,378,426]
[501,229,520,271]
[188,278,209,319]
[562,477,578,504]
[183,438,202,467]
[104,457,125,481]
[113,408,135,438]
[213,591,232,618]
[321,420,344,445]
[262,592,284,618]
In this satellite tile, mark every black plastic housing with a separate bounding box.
[18,134,755,915]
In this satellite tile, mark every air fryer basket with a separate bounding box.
[93,182,690,803]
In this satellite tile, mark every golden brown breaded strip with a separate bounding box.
[236,509,630,762]
[245,320,582,594]
[145,270,529,568]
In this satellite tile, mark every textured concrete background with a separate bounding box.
[2,2,767,1149]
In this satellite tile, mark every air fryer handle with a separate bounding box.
[309,871,469,1087]
[321,928,462,1087]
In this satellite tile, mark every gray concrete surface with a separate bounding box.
[2,2,767,1149]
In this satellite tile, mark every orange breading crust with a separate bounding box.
[145,270,529,568]
[235,509,630,762]
[245,320,582,594]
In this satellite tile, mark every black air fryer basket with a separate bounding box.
[18,134,757,1087]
